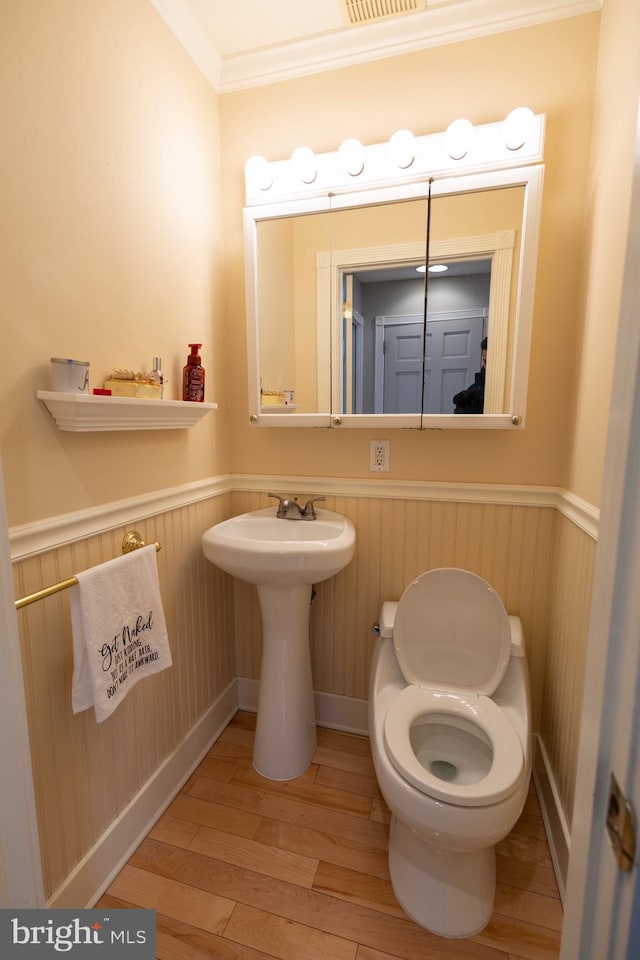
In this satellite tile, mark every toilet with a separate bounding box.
[369,568,532,939]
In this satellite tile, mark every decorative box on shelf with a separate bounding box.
[37,391,217,432]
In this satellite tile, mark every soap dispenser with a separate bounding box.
[182,343,205,402]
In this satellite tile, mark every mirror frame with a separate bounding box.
[244,116,545,429]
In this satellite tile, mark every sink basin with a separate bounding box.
[202,505,356,781]
[201,507,355,585]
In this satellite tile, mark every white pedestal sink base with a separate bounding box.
[252,583,317,780]
[201,507,355,780]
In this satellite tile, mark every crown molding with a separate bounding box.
[149,0,224,90]
[149,0,602,93]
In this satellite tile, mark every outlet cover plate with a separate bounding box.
[370,439,389,472]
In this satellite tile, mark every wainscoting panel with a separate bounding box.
[11,478,598,907]
[13,494,235,902]
[230,490,556,730]
[541,511,596,830]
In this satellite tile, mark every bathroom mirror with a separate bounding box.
[255,208,333,416]
[244,121,544,429]
[328,184,525,420]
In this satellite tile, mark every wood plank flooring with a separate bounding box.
[98,711,562,960]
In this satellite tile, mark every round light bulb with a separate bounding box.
[428,263,449,273]
[503,107,536,150]
[290,146,317,184]
[388,129,416,169]
[244,155,272,191]
[445,118,475,160]
[338,138,365,177]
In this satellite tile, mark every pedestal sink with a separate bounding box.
[202,506,356,780]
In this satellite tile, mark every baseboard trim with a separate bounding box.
[315,691,369,736]
[533,733,571,902]
[47,679,239,909]
[236,677,369,737]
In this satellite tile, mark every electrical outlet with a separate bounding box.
[370,439,390,472]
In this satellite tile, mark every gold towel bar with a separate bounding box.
[14,531,161,610]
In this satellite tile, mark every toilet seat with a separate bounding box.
[383,684,524,806]
[384,568,523,806]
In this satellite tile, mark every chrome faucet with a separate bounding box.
[268,493,326,520]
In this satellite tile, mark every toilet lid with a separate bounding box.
[393,569,511,696]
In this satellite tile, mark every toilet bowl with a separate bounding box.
[369,568,531,938]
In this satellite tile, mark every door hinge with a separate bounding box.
[606,772,637,872]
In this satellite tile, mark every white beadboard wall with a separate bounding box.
[12,494,235,901]
[231,489,556,729]
[543,512,596,825]
[10,475,597,903]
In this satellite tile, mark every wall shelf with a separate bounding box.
[37,391,217,432]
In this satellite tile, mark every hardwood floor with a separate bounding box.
[98,711,562,960]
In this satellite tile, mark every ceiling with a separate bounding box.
[356,258,492,283]
[150,0,601,93]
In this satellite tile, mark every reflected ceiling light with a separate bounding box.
[416,264,449,273]
[503,107,536,150]
[388,129,416,169]
[244,155,273,191]
[445,118,474,160]
[290,146,317,184]
[338,138,365,176]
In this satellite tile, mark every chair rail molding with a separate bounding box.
[9,476,233,560]
[9,473,598,561]
[231,474,599,539]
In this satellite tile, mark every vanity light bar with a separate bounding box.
[244,109,544,206]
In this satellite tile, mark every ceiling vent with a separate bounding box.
[342,0,425,27]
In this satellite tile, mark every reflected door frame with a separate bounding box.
[351,311,364,414]
[323,230,514,416]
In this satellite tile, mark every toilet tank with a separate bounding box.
[378,600,399,639]
[494,615,532,775]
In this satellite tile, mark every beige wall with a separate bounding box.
[0,0,229,527]
[539,0,640,834]
[5,0,640,904]
[567,0,640,506]
[0,5,607,524]
[220,15,600,489]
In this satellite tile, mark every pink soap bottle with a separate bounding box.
[182,343,205,402]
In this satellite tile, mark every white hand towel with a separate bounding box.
[70,544,172,723]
